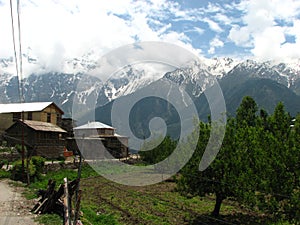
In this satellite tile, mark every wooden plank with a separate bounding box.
[73,190,82,225]
[32,198,48,214]
[63,177,71,225]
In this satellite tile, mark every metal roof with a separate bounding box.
[73,121,115,130]
[0,102,55,113]
[20,120,67,133]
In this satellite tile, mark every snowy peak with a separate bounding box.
[65,52,100,75]
[0,48,100,77]
[269,59,300,87]
[230,59,261,73]
[2,53,300,117]
[163,60,215,97]
[165,60,210,83]
[97,65,164,106]
[228,59,294,87]
[203,57,240,78]
[0,72,103,117]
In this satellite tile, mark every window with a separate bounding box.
[27,112,32,120]
[13,112,21,122]
[98,129,105,135]
[47,113,51,123]
[56,114,61,124]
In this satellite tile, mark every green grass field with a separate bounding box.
[20,164,290,225]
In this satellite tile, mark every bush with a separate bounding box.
[11,160,36,182]
[0,159,8,170]
[31,156,46,174]
[0,146,13,153]
[11,156,46,182]
[0,169,10,178]
[0,161,4,169]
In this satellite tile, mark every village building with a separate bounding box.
[0,102,64,135]
[60,118,77,138]
[71,121,129,159]
[4,120,67,158]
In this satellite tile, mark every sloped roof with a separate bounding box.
[19,120,66,133]
[0,102,63,114]
[73,121,115,130]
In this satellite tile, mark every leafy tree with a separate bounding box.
[177,119,253,216]
[11,156,45,182]
[281,113,300,222]
[177,99,299,220]
[236,96,258,127]
[259,108,269,130]
[139,136,177,164]
[268,102,291,142]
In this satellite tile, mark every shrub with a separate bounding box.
[0,169,10,178]
[0,161,4,169]
[31,156,46,174]
[11,160,36,182]
[11,156,46,182]
[0,159,8,169]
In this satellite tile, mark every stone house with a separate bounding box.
[0,102,64,135]
[71,121,129,159]
[4,120,67,158]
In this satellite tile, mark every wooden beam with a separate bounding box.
[63,177,71,225]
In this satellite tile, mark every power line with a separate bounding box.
[9,0,25,180]
[17,0,24,103]
[9,0,21,103]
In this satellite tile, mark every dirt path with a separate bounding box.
[0,179,39,225]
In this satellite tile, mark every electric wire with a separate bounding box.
[9,0,21,103]
[17,0,24,103]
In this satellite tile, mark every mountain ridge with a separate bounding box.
[1,55,300,118]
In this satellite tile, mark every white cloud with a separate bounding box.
[0,0,199,77]
[208,37,224,54]
[228,25,251,47]
[214,13,232,25]
[203,18,223,33]
[183,27,204,36]
[206,2,223,13]
[251,26,285,60]
[228,0,300,60]
[193,27,205,35]
[160,31,202,56]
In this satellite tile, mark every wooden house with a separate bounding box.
[4,120,67,158]
[0,102,64,135]
[72,121,129,159]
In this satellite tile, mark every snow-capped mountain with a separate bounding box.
[0,72,103,117]
[96,65,164,106]
[226,59,289,87]
[270,59,300,87]
[163,60,214,98]
[102,57,240,103]
[203,57,240,78]
[1,51,300,118]
[226,59,300,88]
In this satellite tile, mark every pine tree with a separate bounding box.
[236,96,258,127]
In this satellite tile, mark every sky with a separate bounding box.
[1,0,300,76]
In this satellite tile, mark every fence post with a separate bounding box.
[63,177,72,225]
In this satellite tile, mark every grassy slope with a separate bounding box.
[20,165,290,225]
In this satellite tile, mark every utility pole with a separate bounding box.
[73,135,84,224]
[21,110,25,182]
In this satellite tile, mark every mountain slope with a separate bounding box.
[0,72,103,117]
[1,55,300,120]
[197,78,300,119]
[91,72,300,142]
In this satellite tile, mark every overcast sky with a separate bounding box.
[1,0,300,74]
